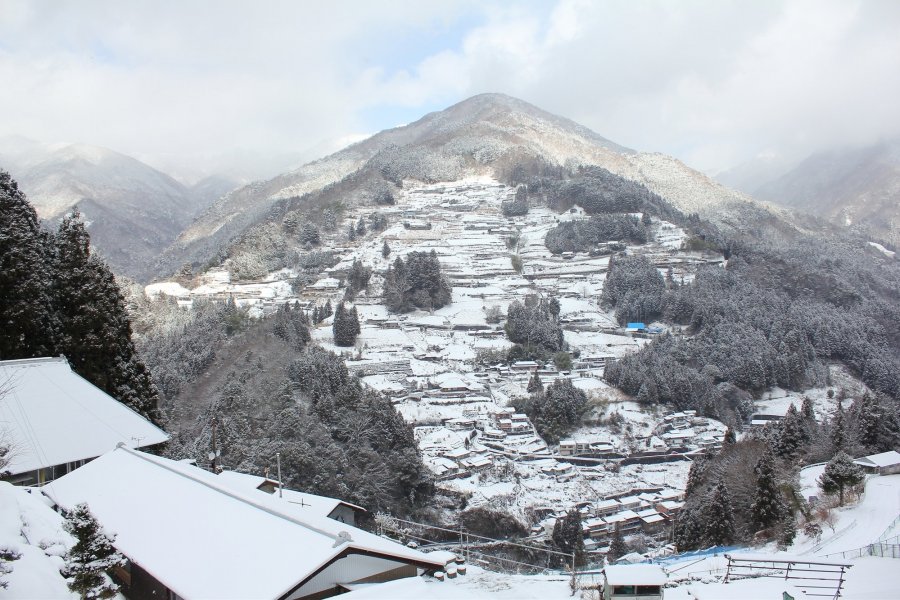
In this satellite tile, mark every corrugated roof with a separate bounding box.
[0,357,168,475]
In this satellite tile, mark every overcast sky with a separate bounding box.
[2,0,899,179]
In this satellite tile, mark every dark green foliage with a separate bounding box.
[0,171,57,359]
[346,260,372,298]
[553,352,572,371]
[513,379,588,444]
[703,481,735,546]
[382,240,391,259]
[367,213,388,232]
[526,372,543,393]
[545,215,648,255]
[750,446,787,533]
[774,404,805,460]
[501,187,529,217]
[383,251,451,313]
[189,345,433,516]
[459,507,528,540]
[137,299,230,402]
[552,509,586,567]
[819,451,864,505]
[505,296,564,354]
[356,217,366,237]
[830,403,847,456]
[332,302,360,347]
[298,222,321,247]
[607,524,627,562]
[601,255,665,325]
[374,188,395,206]
[685,453,710,497]
[271,303,311,351]
[679,439,795,550]
[52,212,161,424]
[850,392,900,454]
[62,503,124,600]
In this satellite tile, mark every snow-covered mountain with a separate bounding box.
[0,140,218,280]
[157,93,778,278]
[749,139,900,246]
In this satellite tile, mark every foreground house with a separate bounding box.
[0,357,169,485]
[44,445,446,600]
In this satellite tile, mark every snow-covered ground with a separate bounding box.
[0,482,74,599]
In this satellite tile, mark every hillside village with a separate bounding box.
[140,177,737,548]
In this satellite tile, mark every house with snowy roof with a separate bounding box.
[216,470,366,527]
[0,357,169,486]
[853,450,900,475]
[44,445,447,600]
[601,564,666,600]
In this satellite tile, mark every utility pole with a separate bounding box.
[276,452,283,498]
[209,417,219,473]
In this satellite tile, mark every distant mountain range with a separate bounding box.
[7,96,894,282]
[716,139,900,246]
[0,137,237,280]
[155,93,777,278]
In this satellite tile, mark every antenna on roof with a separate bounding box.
[276,452,283,498]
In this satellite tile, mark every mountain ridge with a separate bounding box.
[157,93,782,278]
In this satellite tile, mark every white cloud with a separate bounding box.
[1,0,898,176]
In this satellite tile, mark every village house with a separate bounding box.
[853,450,900,475]
[45,446,447,600]
[215,471,366,527]
[600,564,667,600]
[0,357,169,486]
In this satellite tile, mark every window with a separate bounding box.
[636,585,661,594]
[612,585,635,595]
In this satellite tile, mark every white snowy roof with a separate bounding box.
[603,564,667,586]
[215,470,365,517]
[44,446,444,600]
[0,357,169,475]
[855,450,900,468]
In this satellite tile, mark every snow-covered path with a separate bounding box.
[802,475,900,556]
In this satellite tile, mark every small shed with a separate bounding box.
[601,564,667,600]
[853,450,900,475]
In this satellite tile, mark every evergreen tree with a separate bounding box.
[685,453,710,497]
[750,446,786,533]
[322,300,333,320]
[673,503,704,551]
[382,240,391,259]
[819,451,864,505]
[774,404,804,460]
[53,212,160,424]
[348,223,357,241]
[332,302,359,347]
[830,402,846,456]
[62,503,124,600]
[526,371,543,393]
[551,509,586,567]
[851,393,900,453]
[607,524,627,562]
[703,481,735,546]
[0,171,58,359]
[356,216,366,237]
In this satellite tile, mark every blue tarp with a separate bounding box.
[626,322,646,329]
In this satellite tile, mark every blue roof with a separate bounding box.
[626,322,646,329]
